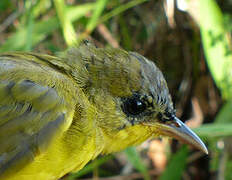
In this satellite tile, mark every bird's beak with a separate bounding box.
[152,117,208,154]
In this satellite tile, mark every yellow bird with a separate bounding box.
[0,41,207,180]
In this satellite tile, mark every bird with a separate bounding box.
[0,41,207,180]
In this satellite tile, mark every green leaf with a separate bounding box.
[188,0,232,99]
[193,100,232,138]
[215,100,232,123]
[24,0,35,51]
[99,0,148,24]
[66,3,96,22]
[194,124,232,138]
[0,17,59,52]
[76,0,109,44]
[86,0,109,33]
[0,0,11,11]
[124,147,150,180]
[54,0,77,46]
[0,3,95,51]
[159,146,188,180]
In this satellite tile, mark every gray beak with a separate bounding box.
[155,116,208,154]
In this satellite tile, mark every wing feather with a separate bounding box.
[0,55,75,177]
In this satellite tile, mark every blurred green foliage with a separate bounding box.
[160,146,188,180]
[1,0,232,179]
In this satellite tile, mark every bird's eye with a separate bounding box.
[122,97,146,116]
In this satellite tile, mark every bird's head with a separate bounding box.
[66,42,208,154]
